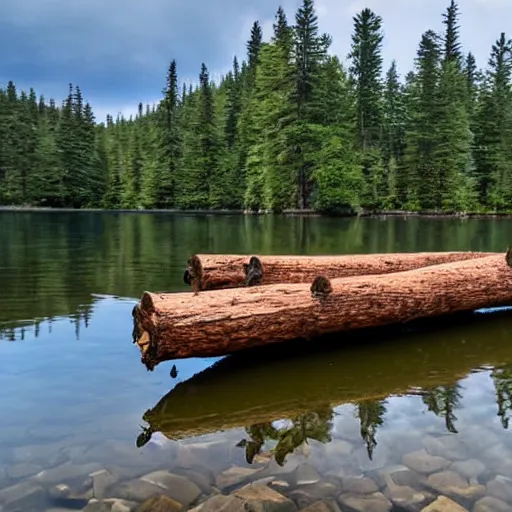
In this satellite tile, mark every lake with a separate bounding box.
[1,212,512,511]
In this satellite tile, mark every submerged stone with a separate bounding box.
[486,475,512,503]
[232,482,298,511]
[215,466,260,490]
[426,470,486,500]
[139,470,202,507]
[473,496,510,512]
[290,463,322,486]
[338,491,392,512]
[109,479,176,503]
[188,494,247,511]
[449,459,485,483]
[341,475,378,494]
[299,499,341,512]
[422,436,467,462]
[137,494,183,511]
[420,495,468,511]
[287,481,340,509]
[402,449,450,475]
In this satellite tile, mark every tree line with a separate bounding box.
[0,0,511,213]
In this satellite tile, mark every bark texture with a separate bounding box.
[183,252,498,291]
[134,253,512,369]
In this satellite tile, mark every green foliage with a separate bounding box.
[1,0,511,213]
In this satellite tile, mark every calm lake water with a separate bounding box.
[2,212,512,511]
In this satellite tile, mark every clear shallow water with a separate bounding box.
[2,212,512,511]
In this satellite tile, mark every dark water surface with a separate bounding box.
[2,212,512,511]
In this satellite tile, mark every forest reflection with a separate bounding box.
[138,364,512,467]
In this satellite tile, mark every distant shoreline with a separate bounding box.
[1,205,512,219]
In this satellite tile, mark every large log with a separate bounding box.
[183,251,498,291]
[133,251,512,369]
[142,309,512,440]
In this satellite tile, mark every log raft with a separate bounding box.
[134,251,512,370]
[183,251,498,291]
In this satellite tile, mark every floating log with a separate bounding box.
[183,251,498,291]
[133,252,512,369]
[142,310,512,440]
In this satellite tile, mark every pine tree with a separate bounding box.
[244,42,296,211]
[349,8,384,208]
[381,61,406,207]
[157,59,181,208]
[180,64,221,208]
[2,81,22,204]
[435,59,476,210]
[465,52,480,127]
[474,33,512,209]
[442,0,463,67]
[292,0,329,208]
[247,21,263,71]
[35,109,64,206]
[435,0,475,210]
[272,6,293,51]
[403,30,442,209]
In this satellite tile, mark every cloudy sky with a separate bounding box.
[0,0,509,123]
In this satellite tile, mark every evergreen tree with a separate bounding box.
[465,52,480,128]
[292,0,329,209]
[157,60,181,208]
[272,6,293,50]
[247,21,263,71]
[474,33,512,209]
[381,61,406,207]
[442,0,463,67]
[35,109,64,206]
[349,8,384,207]
[403,30,442,209]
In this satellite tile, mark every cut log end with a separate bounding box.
[184,254,204,292]
[131,304,141,343]
[243,256,264,286]
[506,247,512,267]
[132,303,158,371]
[137,330,157,372]
[310,275,333,300]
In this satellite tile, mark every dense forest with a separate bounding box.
[0,0,511,213]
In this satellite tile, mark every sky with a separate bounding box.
[0,0,509,124]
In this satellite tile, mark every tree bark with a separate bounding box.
[134,253,512,369]
[183,251,498,291]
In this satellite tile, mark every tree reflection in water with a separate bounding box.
[492,364,512,429]
[355,399,387,460]
[237,407,335,466]
[420,384,462,434]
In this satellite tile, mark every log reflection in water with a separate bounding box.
[140,310,512,459]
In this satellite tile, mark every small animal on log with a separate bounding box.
[184,255,203,295]
[310,275,333,300]
[244,256,264,286]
